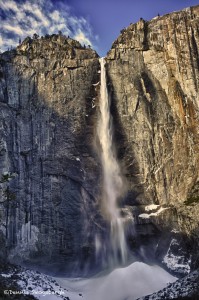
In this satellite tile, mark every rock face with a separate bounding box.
[0,34,101,270]
[0,6,199,273]
[106,6,199,206]
[106,6,199,271]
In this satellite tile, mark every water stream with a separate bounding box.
[96,57,127,265]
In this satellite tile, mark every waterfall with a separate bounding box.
[96,57,127,265]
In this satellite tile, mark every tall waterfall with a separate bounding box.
[97,57,127,265]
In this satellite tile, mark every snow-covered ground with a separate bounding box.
[14,268,81,300]
[57,262,177,300]
[1,262,177,300]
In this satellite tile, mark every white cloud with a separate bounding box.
[3,24,24,36]
[0,0,96,52]
[0,0,19,12]
[23,3,50,27]
[50,10,60,22]
[74,30,92,46]
[25,15,40,29]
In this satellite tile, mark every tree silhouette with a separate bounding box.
[33,33,39,40]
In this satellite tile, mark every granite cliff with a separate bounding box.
[0,6,199,275]
[107,6,199,206]
[106,5,199,273]
[0,34,101,271]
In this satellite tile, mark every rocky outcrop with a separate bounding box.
[137,269,199,300]
[0,34,100,270]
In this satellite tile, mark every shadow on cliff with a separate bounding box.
[0,47,109,275]
[106,75,145,206]
[105,55,184,208]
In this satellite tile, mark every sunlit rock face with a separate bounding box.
[106,6,199,206]
[0,35,101,269]
[106,6,199,271]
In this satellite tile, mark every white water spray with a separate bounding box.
[97,57,127,265]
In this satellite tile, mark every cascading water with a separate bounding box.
[96,57,127,266]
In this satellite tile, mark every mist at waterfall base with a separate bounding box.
[57,263,177,300]
[54,58,177,300]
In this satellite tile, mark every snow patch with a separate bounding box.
[139,207,168,219]
[171,229,180,233]
[2,171,9,176]
[139,213,150,219]
[145,204,160,211]
[163,239,191,275]
[150,207,167,216]
[16,268,81,300]
[1,273,13,278]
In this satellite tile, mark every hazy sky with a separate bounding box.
[0,0,199,56]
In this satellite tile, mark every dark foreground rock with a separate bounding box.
[136,269,199,300]
[0,260,81,300]
[0,260,36,300]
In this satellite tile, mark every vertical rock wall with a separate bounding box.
[0,35,100,269]
[106,6,199,206]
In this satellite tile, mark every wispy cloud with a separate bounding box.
[0,36,3,48]
[4,24,24,36]
[74,30,92,46]
[0,0,96,52]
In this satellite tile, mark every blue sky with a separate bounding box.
[0,0,199,56]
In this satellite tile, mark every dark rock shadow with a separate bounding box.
[0,38,106,275]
